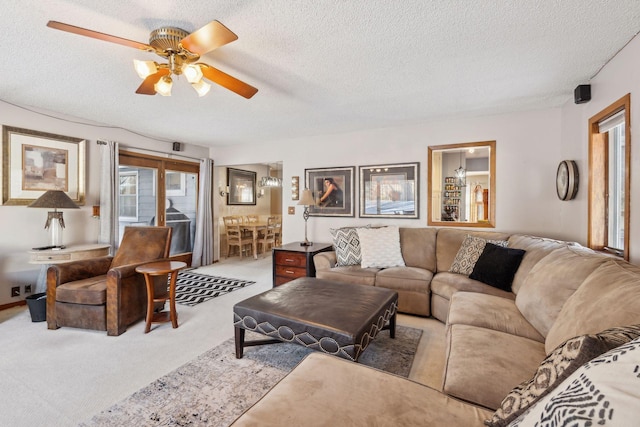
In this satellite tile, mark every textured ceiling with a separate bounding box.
[1,1,639,147]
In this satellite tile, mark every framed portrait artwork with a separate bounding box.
[2,126,86,205]
[305,166,355,217]
[359,162,419,218]
[227,168,256,205]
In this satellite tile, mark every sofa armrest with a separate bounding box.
[314,251,337,270]
[46,256,113,331]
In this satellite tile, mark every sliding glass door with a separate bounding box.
[118,151,199,256]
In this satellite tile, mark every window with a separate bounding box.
[119,170,138,221]
[588,94,631,259]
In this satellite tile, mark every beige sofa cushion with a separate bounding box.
[448,292,544,342]
[545,260,640,353]
[230,352,494,426]
[430,272,514,322]
[376,266,433,316]
[315,265,379,286]
[507,234,568,294]
[443,324,546,410]
[515,245,609,337]
[399,227,437,270]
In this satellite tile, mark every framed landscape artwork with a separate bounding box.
[305,166,355,217]
[227,168,256,205]
[359,162,419,218]
[2,126,86,205]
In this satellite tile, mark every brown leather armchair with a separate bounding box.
[46,226,173,336]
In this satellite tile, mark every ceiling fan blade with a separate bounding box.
[135,69,171,95]
[180,20,238,55]
[47,21,154,52]
[200,64,258,99]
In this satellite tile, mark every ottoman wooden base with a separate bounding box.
[233,277,398,361]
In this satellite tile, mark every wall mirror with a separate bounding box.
[428,140,496,227]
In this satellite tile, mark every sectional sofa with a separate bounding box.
[231,227,640,426]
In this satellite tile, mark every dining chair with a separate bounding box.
[257,223,277,254]
[268,215,282,246]
[226,222,253,258]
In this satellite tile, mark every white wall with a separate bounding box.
[0,101,208,306]
[213,108,565,249]
[213,33,640,265]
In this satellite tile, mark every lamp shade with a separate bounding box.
[28,190,79,210]
[297,189,316,206]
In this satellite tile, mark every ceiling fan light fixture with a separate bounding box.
[183,64,204,84]
[154,76,173,96]
[191,79,211,97]
[133,59,158,79]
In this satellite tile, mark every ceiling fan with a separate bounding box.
[46,20,258,99]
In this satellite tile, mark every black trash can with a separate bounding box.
[26,292,46,322]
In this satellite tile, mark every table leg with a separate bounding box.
[143,274,154,334]
[252,229,259,259]
[235,327,245,358]
[168,272,179,329]
[389,310,396,339]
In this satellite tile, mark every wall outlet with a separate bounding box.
[11,286,20,297]
[25,285,32,294]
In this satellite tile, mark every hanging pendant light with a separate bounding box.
[455,150,466,187]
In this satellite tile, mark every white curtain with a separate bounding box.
[98,140,119,252]
[192,158,214,266]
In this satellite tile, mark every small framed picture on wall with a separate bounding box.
[304,166,355,217]
[359,162,419,218]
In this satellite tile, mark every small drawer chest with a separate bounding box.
[272,242,333,287]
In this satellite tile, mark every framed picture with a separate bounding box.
[227,168,256,205]
[2,126,86,205]
[305,166,355,217]
[359,162,419,218]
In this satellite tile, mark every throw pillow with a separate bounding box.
[449,235,508,275]
[469,243,526,291]
[485,324,640,427]
[508,335,640,427]
[330,226,369,266]
[357,226,405,269]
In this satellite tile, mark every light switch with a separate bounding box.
[288,206,295,215]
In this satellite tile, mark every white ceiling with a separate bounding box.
[1,1,639,148]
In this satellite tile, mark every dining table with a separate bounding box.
[239,222,269,259]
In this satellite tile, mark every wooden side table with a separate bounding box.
[272,242,333,287]
[135,261,187,333]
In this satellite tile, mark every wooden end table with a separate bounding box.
[272,242,333,287]
[135,261,187,333]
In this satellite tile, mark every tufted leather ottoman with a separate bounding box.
[233,277,398,361]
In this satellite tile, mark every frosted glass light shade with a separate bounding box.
[154,76,173,96]
[183,64,204,84]
[133,60,158,78]
[192,79,211,97]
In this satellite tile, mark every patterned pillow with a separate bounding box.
[449,235,508,275]
[357,226,405,269]
[485,324,640,427]
[509,336,640,426]
[330,226,368,266]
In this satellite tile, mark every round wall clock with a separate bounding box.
[556,160,579,201]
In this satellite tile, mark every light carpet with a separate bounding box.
[80,325,422,427]
[175,269,256,306]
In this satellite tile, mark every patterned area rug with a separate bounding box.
[80,326,422,427]
[174,270,256,306]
